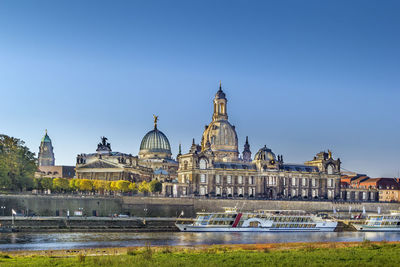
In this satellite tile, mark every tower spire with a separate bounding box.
[242,136,251,162]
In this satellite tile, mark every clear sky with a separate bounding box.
[0,0,399,177]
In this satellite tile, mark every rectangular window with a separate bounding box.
[249,187,255,196]
[227,175,232,184]
[249,176,254,185]
[200,186,206,196]
[216,187,221,195]
[291,189,296,197]
[200,174,206,183]
[292,178,296,186]
[302,189,307,197]
[215,175,220,184]
[302,178,307,187]
[227,187,232,195]
[312,179,316,187]
[238,187,243,195]
[238,176,243,184]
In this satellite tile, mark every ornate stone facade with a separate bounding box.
[75,137,153,182]
[174,84,342,199]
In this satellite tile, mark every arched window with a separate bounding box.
[327,164,334,175]
[199,158,207,169]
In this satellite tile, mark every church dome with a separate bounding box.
[255,145,276,161]
[139,116,172,159]
[201,120,238,159]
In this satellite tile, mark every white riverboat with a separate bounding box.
[353,211,400,232]
[176,208,337,232]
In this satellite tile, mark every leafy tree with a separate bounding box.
[148,180,163,193]
[105,181,112,191]
[53,178,69,192]
[40,177,54,191]
[129,182,138,193]
[79,179,93,192]
[0,134,37,191]
[116,180,131,193]
[93,180,108,194]
[110,181,118,192]
[69,179,78,191]
[138,181,149,193]
[33,178,43,190]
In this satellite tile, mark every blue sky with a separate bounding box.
[0,0,399,177]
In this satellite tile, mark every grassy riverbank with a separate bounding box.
[1,241,400,266]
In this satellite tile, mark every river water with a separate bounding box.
[1,232,400,251]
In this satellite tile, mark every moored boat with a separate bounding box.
[353,210,400,232]
[176,208,337,232]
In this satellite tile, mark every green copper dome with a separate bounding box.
[139,128,171,154]
[41,130,52,143]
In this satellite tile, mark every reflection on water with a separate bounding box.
[0,232,400,251]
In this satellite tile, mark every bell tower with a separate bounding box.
[38,129,55,166]
[212,81,228,121]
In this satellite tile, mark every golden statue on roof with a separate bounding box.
[153,114,159,129]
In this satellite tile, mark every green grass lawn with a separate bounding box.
[1,242,400,267]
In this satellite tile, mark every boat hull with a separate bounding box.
[176,223,337,232]
[353,225,400,232]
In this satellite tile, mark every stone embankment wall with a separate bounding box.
[1,194,400,217]
[0,217,177,232]
[122,197,400,217]
[0,194,122,217]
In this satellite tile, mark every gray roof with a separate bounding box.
[213,162,257,170]
[282,164,318,172]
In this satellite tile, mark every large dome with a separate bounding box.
[201,120,239,160]
[139,128,172,159]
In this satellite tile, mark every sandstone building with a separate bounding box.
[75,117,178,182]
[172,84,342,199]
[75,137,153,182]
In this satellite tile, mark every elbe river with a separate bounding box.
[1,232,400,251]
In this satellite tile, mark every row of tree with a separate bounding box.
[33,177,163,194]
